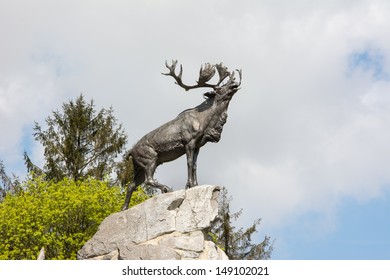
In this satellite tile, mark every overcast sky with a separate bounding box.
[2,0,390,259]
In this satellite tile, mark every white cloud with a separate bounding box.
[0,67,59,167]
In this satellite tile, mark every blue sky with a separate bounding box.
[271,189,390,259]
[2,0,390,259]
[349,48,389,81]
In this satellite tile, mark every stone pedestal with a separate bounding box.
[77,185,228,260]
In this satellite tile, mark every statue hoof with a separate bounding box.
[162,186,172,193]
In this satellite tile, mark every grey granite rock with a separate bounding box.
[77,185,228,260]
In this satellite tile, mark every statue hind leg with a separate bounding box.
[144,160,173,193]
[121,163,145,211]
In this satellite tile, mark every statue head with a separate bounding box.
[162,60,242,102]
[205,71,241,102]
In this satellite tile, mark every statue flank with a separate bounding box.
[122,60,242,210]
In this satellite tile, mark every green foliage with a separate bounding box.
[210,187,273,260]
[26,94,127,182]
[0,176,148,260]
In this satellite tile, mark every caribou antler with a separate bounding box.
[162,60,234,91]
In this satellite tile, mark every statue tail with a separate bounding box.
[125,150,132,160]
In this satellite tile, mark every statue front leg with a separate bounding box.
[185,144,195,189]
[192,148,200,186]
[185,144,201,189]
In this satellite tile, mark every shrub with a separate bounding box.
[0,176,147,259]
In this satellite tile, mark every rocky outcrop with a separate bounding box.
[77,185,228,260]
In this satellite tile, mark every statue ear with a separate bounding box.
[204,91,216,98]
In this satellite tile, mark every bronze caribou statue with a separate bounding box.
[122,60,242,210]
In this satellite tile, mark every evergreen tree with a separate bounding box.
[210,187,273,260]
[25,94,127,182]
[0,160,21,202]
[0,160,9,201]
